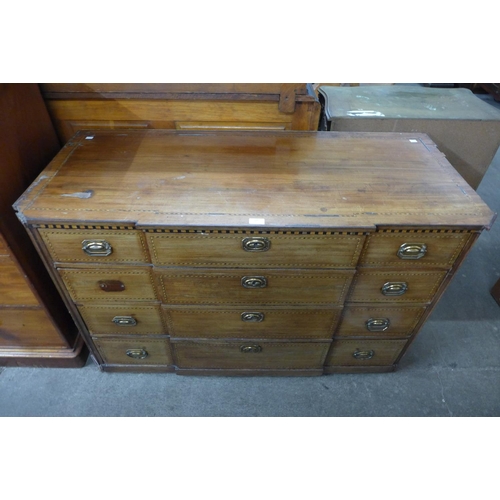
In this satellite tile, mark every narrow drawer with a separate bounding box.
[163,306,341,339]
[335,305,427,338]
[156,269,355,306]
[92,336,173,366]
[78,303,165,335]
[347,269,448,304]
[38,229,150,264]
[0,256,39,306]
[146,231,364,268]
[325,339,408,367]
[0,308,67,348]
[171,339,331,370]
[58,267,158,303]
[358,231,471,268]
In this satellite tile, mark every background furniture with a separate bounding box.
[318,85,500,190]
[40,83,322,143]
[0,84,86,367]
[15,130,494,375]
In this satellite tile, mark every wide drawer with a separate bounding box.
[0,256,39,306]
[0,308,67,348]
[38,229,150,264]
[325,339,408,366]
[146,231,364,268]
[156,269,355,306]
[358,231,471,268]
[163,306,341,339]
[171,339,331,370]
[347,269,448,303]
[58,267,159,302]
[92,336,173,366]
[335,305,427,338]
[78,303,165,335]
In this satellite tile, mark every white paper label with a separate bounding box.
[249,218,265,225]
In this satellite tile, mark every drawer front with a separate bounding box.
[359,231,471,268]
[172,340,331,370]
[325,339,408,366]
[39,229,150,264]
[156,269,355,306]
[163,307,341,339]
[0,308,67,348]
[146,232,364,268]
[335,305,427,338]
[78,304,165,335]
[93,336,173,366]
[0,256,39,306]
[348,269,448,303]
[59,268,158,302]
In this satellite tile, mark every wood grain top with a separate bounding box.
[15,130,495,230]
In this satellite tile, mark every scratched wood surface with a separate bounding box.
[15,130,495,230]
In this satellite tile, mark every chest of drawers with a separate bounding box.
[14,130,495,375]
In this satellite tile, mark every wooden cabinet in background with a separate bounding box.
[40,83,322,143]
[0,84,87,367]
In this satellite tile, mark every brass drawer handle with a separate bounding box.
[82,239,113,256]
[366,318,390,332]
[112,315,137,326]
[240,344,263,353]
[381,282,408,296]
[241,276,267,288]
[241,312,265,322]
[353,349,375,360]
[242,237,271,252]
[125,348,149,359]
[98,280,126,292]
[397,243,427,260]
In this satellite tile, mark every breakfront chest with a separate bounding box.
[15,130,495,375]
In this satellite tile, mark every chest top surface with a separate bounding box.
[15,130,495,230]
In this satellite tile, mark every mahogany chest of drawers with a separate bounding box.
[14,130,495,375]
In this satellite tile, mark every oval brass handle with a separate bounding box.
[366,318,390,332]
[381,282,408,296]
[241,312,265,322]
[240,344,263,353]
[241,276,267,289]
[82,239,113,256]
[397,243,427,260]
[353,349,375,360]
[112,315,137,326]
[98,280,126,292]
[125,348,149,359]
[242,237,271,252]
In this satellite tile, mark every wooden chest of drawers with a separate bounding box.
[14,130,495,375]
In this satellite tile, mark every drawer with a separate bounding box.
[58,267,159,303]
[163,306,341,339]
[0,256,39,306]
[146,231,364,268]
[171,339,331,370]
[78,303,165,335]
[347,269,448,304]
[92,336,173,366]
[0,308,67,348]
[38,229,150,264]
[156,269,355,306]
[335,305,427,338]
[358,231,471,268]
[325,339,409,367]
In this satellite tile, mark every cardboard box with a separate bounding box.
[319,85,500,189]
